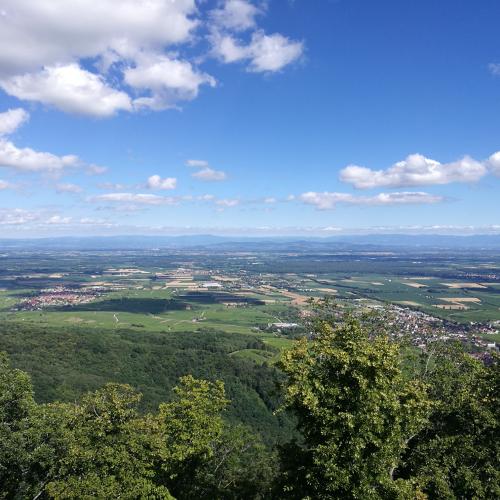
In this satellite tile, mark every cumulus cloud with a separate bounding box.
[0,64,132,117]
[91,192,178,205]
[0,0,302,115]
[0,108,105,174]
[1,66,131,117]
[487,151,500,176]
[0,108,29,135]
[146,175,177,190]
[192,167,227,181]
[211,0,263,32]
[299,191,444,210]
[0,1,211,114]
[56,183,83,193]
[0,139,81,173]
[186,159,210,168]
[187,159,227,181]
[340,153,488,189]
[0,0,198,75]
[124,54,216,111]
[211,30,303,72]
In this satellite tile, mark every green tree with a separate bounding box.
[180,424,279,499]
[400,343,499,499]
[42,384,172,499]
[0,352,36,497]
[0,353,237,499]
[277,318,430,499]
[151,375,229,496]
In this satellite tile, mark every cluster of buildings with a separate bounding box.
[15,287,99,311]
[353,302,499,352]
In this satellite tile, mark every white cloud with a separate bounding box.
[0,0,303,115]
[0,64,132,117]
[186,159,210,168]
[0,108,29,135]
[0,107,99,174]
[0,139,80,173]
[299,191,444,210]
[45,215,72,225]
[0,208,40,225]
[124,54,216,111]
[211,0,263,32]
[0,179,13,190]
[0,0,198,76]
[0,1,205,114]
[340,153,488,189]
[91,192,178,205]
[211,34,249,63]
[192,167,227,181]
[187,159,227,181]
[212,30,303,72]
[487,151,500,176]
[146,175,177,190]
[56,183,83,193]
[215,198,240,207]
[246,31,304,72]
[264,197,277,204]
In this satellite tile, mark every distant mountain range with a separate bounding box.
[1,234,500,251]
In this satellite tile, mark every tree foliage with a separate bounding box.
[0,309,498,499]
[0,353,276,499]
[399,343,499,499]
[277,318,430,499]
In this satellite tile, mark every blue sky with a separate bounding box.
[0,0,499,237]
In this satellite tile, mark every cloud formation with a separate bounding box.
[339,153,491,189]
[123,54,216,111]
[0,108,100,174]
[300,191,444,210]
[91,192,178,205]
[187,159,227,181]
[0,137,80,173]
[487,151,500,176]
[0,108,30,135]
[146,175,177,190]
[211,0,263,32]
[211,30,303,72]
[192,167,227,181]
[0,64,132,117]
[0,208,40,225]
[186,159,210,168]
[0,0,302,116]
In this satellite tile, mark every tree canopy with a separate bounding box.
[0,310,498,499]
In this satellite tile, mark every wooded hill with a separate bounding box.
[1,312,498,499]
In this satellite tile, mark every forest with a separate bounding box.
[1,309,498,499]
